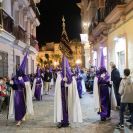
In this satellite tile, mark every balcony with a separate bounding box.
[30,34,38,46]
[14,26,27,43]
[104,0,126,24]
[105,4,126,24]
[92,22,107,37]
[29,0,40,19]
[0,9,14,35]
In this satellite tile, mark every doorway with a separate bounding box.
[115,37,126,76]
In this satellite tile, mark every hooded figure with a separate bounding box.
[32,66,43,101]
[9,51,34,126]
[75,65,83,98]
[54,56,82,128]
[93,48,117,121]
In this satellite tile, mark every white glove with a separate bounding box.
[18,77,22,80]
[101,73,105,78]
[10,80,14,85]
[110,81,113,84]
[63,77,67,82]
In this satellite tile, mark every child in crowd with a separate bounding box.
[0,77,7,113]
[116,68,133,129]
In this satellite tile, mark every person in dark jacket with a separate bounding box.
[44,68,52,95]
[111,64,121,106]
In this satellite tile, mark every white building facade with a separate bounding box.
[0,0,40,78]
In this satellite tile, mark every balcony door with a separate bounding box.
[115,37,126,76]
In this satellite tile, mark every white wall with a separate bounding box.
[3,0,12,17]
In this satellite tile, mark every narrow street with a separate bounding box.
[0,88,132,133]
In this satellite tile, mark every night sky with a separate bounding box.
[36,0,81,46]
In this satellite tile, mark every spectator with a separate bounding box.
[111,64,121,107]
[44,68,52,95]
[0,77,7,113]
[116,68,133,129]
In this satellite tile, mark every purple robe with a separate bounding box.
[76,76,82,98]
[34,77,42,101]
[98,73,111,119]
[13,78,26,121]
[60,80,69,124]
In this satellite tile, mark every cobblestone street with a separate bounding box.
[0,88,133,133]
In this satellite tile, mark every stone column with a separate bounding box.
[26,18,31,45]
[84,43,90,69]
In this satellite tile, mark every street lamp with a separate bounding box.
[53,61,59,68]
[76,59,81,65]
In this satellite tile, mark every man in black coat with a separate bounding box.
[111,64,121,106]
[44,68,52,95]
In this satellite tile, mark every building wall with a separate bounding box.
[0,0,39,77]
[0,40,13,78]
[107,11,133,74]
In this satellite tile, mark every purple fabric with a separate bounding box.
[36,67,41,77]
[76,77,82,97]
[13,78,26,121]
[100,48,105,68]
[61,80,69,124]
[34,78,42,101]
[49,67,52,73]
[75,65,80,74]
[61,56,72,84]
[17,51,28,76]
[23,75,30,82]
[98,73,111,119]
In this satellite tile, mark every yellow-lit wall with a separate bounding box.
[107,11,133,73]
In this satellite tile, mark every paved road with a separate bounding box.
[0,88,132,133]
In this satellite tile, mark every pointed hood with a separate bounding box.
[61,55,72,84]
[17,51,28,76]
[49,67,52,73]
[36,66,41,77]
[100,48,105,68]
[75,65,80,75]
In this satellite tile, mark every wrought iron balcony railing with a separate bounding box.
[89,0,125,34]
[29,0,40,19]
[104,0,125,17]
[0,8,14,35]
[14,25,27,43]
[30,34,38,46]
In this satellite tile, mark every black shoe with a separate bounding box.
[129,124,133,129]
[126,119,131,123]
[101,118,106,121]
[62,123,69,127]
[57,123,63,128]
[116,123,124,129]
[57,123,69,128]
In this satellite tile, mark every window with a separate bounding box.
[115,37,126,76]
[0,51,8,77]
[16,55,20,74]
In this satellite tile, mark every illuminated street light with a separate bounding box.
[80,34,88,44]
[53,61,59,67]
[76,59,81,65]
